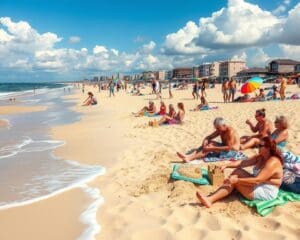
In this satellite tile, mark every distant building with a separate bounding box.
[199,64,210,77]
[294,64,300,73]
[165,70,173,80]
[209,62,220,78]
[142,71,156,81]
[93,76,99,82]
[269,59,300,74]
[173,68,193,78]
[237,67,269,81]
[219,61,246,80]
[155,71,166,81]
[193,67,200,78]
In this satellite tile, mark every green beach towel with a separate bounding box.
[240,190,300,216]
[171,164,210,185]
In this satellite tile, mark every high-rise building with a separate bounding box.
[219,61,246,80]
[173,68,193,78]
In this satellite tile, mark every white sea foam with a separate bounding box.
[77,185,104,240]
[0,165,105,210]
[0,137,65,159]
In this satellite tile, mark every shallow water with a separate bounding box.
[0,86,104,238]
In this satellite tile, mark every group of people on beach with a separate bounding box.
[175,109,299,207]
[222,78,237,103]
[192,80,207,100]
[133,101,185,126]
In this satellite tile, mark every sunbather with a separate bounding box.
[157,101,167,115]
[191,96,209,111]
[176,117,240,162]
[197,136,283,207]
[241,115,287,151]
[240,108,273,147]
[134,101,156,117]
[82,92,97,106]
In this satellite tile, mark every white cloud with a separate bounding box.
[93,45,108,55]
[279,44,300,60]
[69,36,80,44]
[272,5,287,15]
[139,41,156,54]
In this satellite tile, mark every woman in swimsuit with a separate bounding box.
[169,102,185,124]
[134,101,156,117]
[191,96,209,111]
[240,108,273,148]
[157,101,167,115]
[196,136,283,207]
[82,92,97,106]
[241,115,287,150]
[150,104,176,126]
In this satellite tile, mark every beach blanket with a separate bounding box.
[203,150,248,162]
[171,164,210,185]
[241,190,300,216]
[200,106,218,111]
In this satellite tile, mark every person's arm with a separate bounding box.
[273,130,288,144]
[230,157,280,186]
[202,131,219,146]
[221,155,258,171]
[246,120,258,133]
[204,129,236,152]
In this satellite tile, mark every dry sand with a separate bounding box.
[1,84,300,240]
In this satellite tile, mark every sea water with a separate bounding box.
[0,84,104,239]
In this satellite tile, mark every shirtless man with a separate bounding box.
[279,77,287,100]
[240,108,273,149]
[177,117,240,162]
[228,77,237,102]
[222,79,229,103]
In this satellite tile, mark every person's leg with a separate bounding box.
[240,137,260,150]
[196,168,254,207]
[240,136,251,144]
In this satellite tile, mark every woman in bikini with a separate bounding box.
[197,136,283,207]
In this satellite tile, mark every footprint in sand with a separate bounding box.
[203,215,221,231]
[174,228,207,240]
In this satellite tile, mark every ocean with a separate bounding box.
[0,83,105,239]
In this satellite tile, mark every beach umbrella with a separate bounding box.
[241,81,261,94]
[249,77,263,84]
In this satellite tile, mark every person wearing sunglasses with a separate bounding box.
[240,108,273,150]
[196,136,283,207]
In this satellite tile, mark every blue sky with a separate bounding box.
[0,0,299,81]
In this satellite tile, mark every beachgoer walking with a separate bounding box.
[279,78,287,100]
[108,80,115,97]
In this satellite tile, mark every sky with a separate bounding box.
[0,0,300,82]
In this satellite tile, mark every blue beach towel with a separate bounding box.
[203,151,248,162]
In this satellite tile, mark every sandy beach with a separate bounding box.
[1,84,300,239]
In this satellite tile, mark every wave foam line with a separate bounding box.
[78,185,104,240]
[0,166,106,211]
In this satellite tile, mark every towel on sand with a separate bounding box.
[171,164,210,185]
[240,190,300,216]
[204,150,248,162]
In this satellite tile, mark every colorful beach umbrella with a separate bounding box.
[241,81,261,94]
[249,77,263,84]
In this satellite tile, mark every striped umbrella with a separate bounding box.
[241,80,261,94]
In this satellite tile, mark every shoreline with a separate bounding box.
[0,84,299,239]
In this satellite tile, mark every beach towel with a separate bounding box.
[200,106,218,111]
[240,190,300,216]
[171,164,210,185]
[203,150,248,162]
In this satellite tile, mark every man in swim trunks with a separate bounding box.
[222,79,229,103]
[228,77,237,102]
[177,117,240,162]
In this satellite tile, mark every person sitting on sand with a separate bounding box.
[196,136,283,207]
[176,117,240,162]
[82,92,97,106]
[255,88,265,101]
[134,101,157,117]
[150,103,185,126]
[157,101,167,115]
[240,109,273,148]
[234,93,253,102]
[241,115,287,151]
[191,96,209,111]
